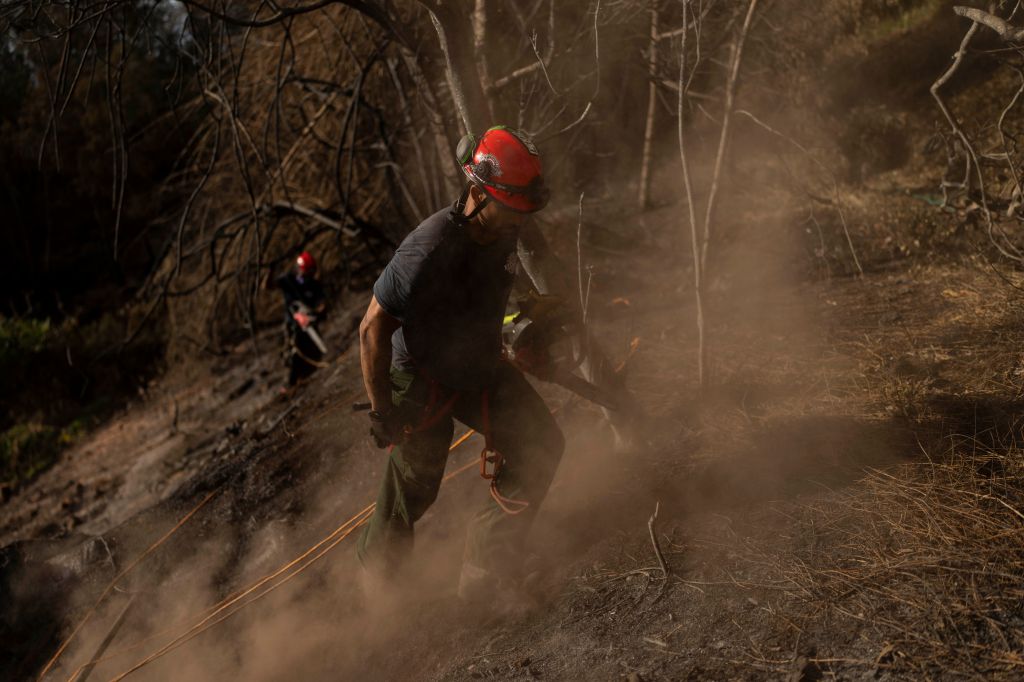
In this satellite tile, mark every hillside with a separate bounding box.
[5,2,1024,680]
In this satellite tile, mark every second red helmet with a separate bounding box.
[296,251,317,276]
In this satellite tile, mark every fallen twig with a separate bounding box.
[256,399,304,439]
[648,501,671,579]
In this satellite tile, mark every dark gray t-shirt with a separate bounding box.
[373,203,518,390]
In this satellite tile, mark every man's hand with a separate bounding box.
[368,409,406,449]
[292,311,311,328]
[516,291,567,325]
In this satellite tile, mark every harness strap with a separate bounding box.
[408,377,459,435]
[396,372,531,517]
[478,390,530,515]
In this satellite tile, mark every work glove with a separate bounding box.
[368,409,406,449]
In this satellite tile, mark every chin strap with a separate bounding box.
[452,186,490,226]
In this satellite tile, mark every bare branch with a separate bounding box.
[954,5,1024,42]
[932,8,1024,263]
[489,60,543,92]
[271,201,359,237]
[735,109,863,276]
[536,0,601,142]
[700,0,760,274]
[677,0,706,388]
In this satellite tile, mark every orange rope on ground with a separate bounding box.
[63,606,214,682]
[64,504,378,682]
[38,489,220,681]
[108,506,376,681]
[62,504,377,682]
[95,429,481,681]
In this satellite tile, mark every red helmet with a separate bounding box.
[458,126,549,213]
[296,251,317,276]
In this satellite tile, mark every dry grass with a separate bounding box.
[767,441,1024,678]
[693,258,1024,674]
[624,250,1024,678]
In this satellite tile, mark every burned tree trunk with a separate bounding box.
[638,4,659,210]
[419,1,494,135]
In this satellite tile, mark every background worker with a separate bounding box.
[278,251,327,389]
[356,127,564,604]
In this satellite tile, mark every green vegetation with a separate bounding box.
[859,0,947,44]
[0,423,60,486]
[0,316,52,373]
[0,313,154,487]
[0,417,97,487]
[1,423,60,487]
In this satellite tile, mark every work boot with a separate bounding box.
[457,561,539,621]
[457,561,490,603]
[356,555,405,618]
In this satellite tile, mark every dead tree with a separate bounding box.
[638,3,659,210]
[674,0,760,389]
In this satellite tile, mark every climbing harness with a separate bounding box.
[478,390,531,516]
[384,374,531,517]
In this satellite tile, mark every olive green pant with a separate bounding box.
[356,362,564,577]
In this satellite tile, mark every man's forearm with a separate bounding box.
[360,325,394,412]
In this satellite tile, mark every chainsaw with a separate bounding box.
[501,294,621,411]
[289,301,328,354]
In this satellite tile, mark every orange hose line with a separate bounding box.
[94,429,482,681]
[63,505,374,682]
[125,519,370,676]
[64,540,337,682]
[107,507,375,682]
[38,489,220,681]
[173,430,479,633]
[63,612,201,682]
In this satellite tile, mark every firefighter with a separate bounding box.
[278,251,327,388]
[356,126,564,605]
